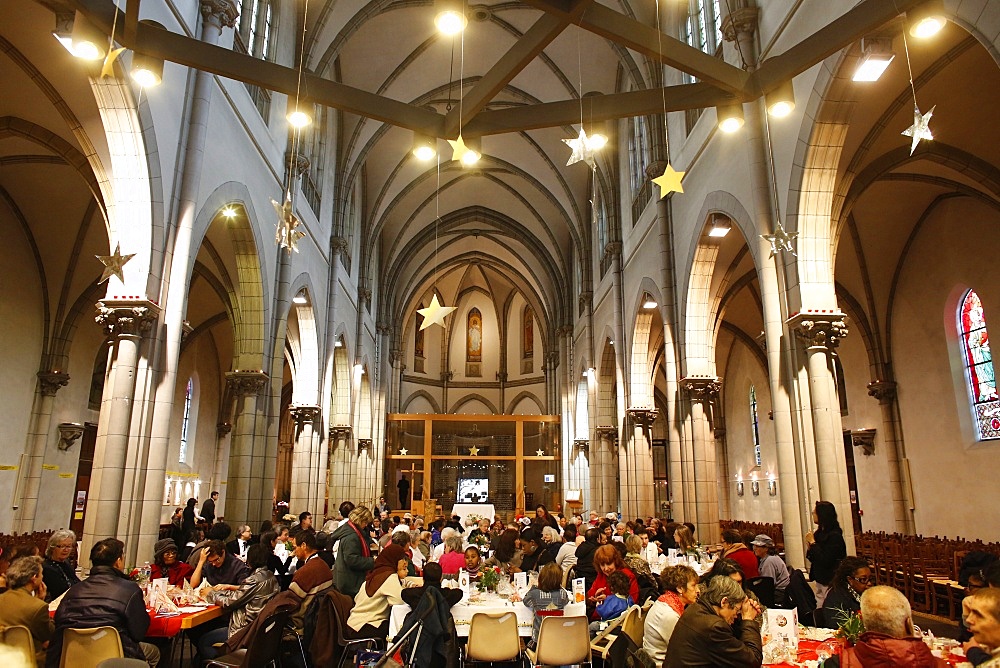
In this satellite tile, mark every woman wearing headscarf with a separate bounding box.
[346,543,408,638]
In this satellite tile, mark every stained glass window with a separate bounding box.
[959,290,1000,440]
[750,385,762,466]
[179,378,193,463]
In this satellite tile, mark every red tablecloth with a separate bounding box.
[145,606,221,638]
[766,638,967,667]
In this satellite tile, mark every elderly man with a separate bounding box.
[665,574,762,667]
[48,538,160,667]
[289,531,333,633]
[965,588,1000,667]
[0,555,53,663]
[830,586,946,667]
[751,534,790,605]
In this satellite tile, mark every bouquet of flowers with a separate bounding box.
[834,610,865,645]
[479,566,502,592]
[465,513,485,527]
[470,532,490,549]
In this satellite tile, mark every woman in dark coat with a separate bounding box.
[821,557,873,628]
[182,497,199,535]
[806,500,847,604]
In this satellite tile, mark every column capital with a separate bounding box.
[329,425,353,439]
[680,375,722,399]
[289,404,321,424]
[867,380,898,404]
[95,299,160,338]
[788,311,849,349]
[225,370,269,396]
[376,322,392,336]
[604,241,622,256]
[627,407,659,427]
[357,438,373,453]
[331,236,349,255]
[496,371,508,383]
[721,6,759,42]
[595,425,618,441]
[37,371,70,397]
[645,160,669,179]
[57,422,85,450]
[284,150,310,177]
[578,291,593,313]
[359,287,372,304]
[201,0,239,27]
[217,422,232,437]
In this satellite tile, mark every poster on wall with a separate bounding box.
[457,478,488,503]
[75,490,87,512]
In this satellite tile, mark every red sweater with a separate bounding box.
[587,567,639,619]
[150,561,194,587]
[723,545,760,579]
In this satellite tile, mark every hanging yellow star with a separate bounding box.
[652,163,685,197]
[901,104,935,156]
[562,128,600,168]
[271,197,306,252]
[468,445,480,456]
[448,135,475,164]
[96,243,136,284]
[417,294,456,331]
[100,47,126,78]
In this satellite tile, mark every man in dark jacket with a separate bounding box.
[201,491,218,525]
[330,505,376,597]
[48,538,160,667]
[574,528,600,592]
[665,574,762,667]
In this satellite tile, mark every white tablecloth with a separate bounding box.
[388,592,586,638]
[451,503,496,528]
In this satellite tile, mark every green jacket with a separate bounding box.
[330,521,375,598]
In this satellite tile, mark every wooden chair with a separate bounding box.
[206,609,289,668]
[1,625,36,667]
[59,626,124,668]
[526,616,591,668]
[464,612,521,665]
[590,604,639,662]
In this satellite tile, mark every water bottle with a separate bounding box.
[141,561,151,587]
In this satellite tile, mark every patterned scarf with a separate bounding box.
[657,590,687,617]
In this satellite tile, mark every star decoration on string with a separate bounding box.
[562,128,600,168]
[100,47,126,78]
[468,445,480,456]
[652,163,685,198]
[272,196,306,252]
[448,135,475,163]
[761,222,798,258]
[96,243,136,284]
[398,448,408,456]
[901,104,935,156]
[417,294,457,331]
[535,449,545,457]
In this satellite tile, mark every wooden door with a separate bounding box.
[69,423,97,536]
[842,431,863,535]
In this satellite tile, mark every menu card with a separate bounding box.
[766,608,799,645]
[458,569,470,599]
[572,577,586,603]
[513,571,528,593]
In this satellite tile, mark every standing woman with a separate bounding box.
[806,500,847,607]
[533,504,559,531]
[182,497,199,535]
[42,529,79,602]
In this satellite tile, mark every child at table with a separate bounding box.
[520,562,570,650]
[589,570,631,634]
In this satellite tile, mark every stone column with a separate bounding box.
[15,371,71,531]
[680,376,721,542]
[607,242,628,414]
[624,408,657,518]
[84,301,158,551]
[212,421,232,519]
[594,426,619,513]
[289,404,322,514]
[791,314,855,553]
[867,380,913,532]
[328,425,354,508]
[224,370,268,526]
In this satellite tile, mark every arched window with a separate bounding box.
[522,306,534,360]
[749,385,762,467]
[959,290,1000,440]
[300,104,325,215]
[234,0,277,121]
[413,304,425,373]
[467,309,483,363]
[179,378,194,464]
[628,114,650,197]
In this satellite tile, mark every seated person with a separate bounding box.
[391,530,418,577]
[48,538,160,667]
[520,562,570,650]
[463,546,483,578]
[190,540,250,588]
[225,525,253,562]
[587,545,639,619]
[664,574,762,668]
[42,529,79,602]
[751,534,790,605]
[289,531,334,634]
[483,529,523,575]
[720,529,760,579]
[263,526,295,590]
[347,544,408,639]
[519,528,554,573]
[590,570,632,633]
[964,587,1000,667]
[186,522,232,568]
[438,534,466,576]
[643,564,699,664]
[179,528,202,563]
[149,539,194,586]
[0,555,54,665]
[822,557,872,628]
[827,585,947,667]
[197,544,280,660]
[401,562,462,609]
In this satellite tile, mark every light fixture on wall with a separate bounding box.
[130,50,164,88]
[642,293,657,309]
[71,10,106,60]
[736,474,744,497]
[292,292,308,304]
[765,80,795,118]
[707,214,732,238]
[751,474,760,496]
[334,339,343,348]
[412,133,436,161]
[716,102,745,133]
[434,0,467,35]
[287,98,313,128]
[908,5,946,38]
[767,473,777,496]
[853,38,894,82]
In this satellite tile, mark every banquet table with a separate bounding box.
[763,636,971,667]
[388,592,586,638]
[145,604,222,638]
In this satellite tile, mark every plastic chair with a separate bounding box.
[97,660,152,668]
[1,625,36,666]
[206,609,289,668]
[464,612,520,665]
[526,615,591,668]
[590,605,638,660]
[59,626,124,668]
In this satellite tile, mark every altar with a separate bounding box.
[452,503,496,527]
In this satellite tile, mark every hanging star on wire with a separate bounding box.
[761,222,798,258]
[271,195,306,252]
[901,104,935,156]
[448,135,474,163]
[100,47,126,78]
[562,128,600,168]
[468,445,480,456]
[417,294,457,331]
[96,243,136,284]
[651,163,685,197]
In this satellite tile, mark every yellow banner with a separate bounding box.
[0,465,17,471]
[58,472,74,479]
[42,464,59,471]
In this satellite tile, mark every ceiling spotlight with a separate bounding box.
[287,98,313,128]
[222,206,237,219]
[292,293,308,304]
[434,0,467,35]
[335,339,343,348]
[460,136,481,166]
[71,11,107,60]
[707,214,732,238]
[853,37,894,82]
[412,133,436,161]
[908,6,946,38]
[716,102,745,133]
[130,51,164,87]
[765,80,795,118]
[642,294,658,309]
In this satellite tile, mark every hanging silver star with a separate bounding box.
[761,222,798,258]
[562,128,600,168]
[271,195,306,252]
[901,104,935,156]
[96,243,136,284]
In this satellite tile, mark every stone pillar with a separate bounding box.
[328,425,354,508]
[289,404,322,515]
[680,376,721,543]
[624,408,657,519]
[224,370,268,526]
[714,426,731,520]
[867,380,913,533]
[212,421,232,519]
[84,301,158,552]
[791,314,855,553]
[594,426,619,513]
[15,371,71,531]
[607,242,628,415]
